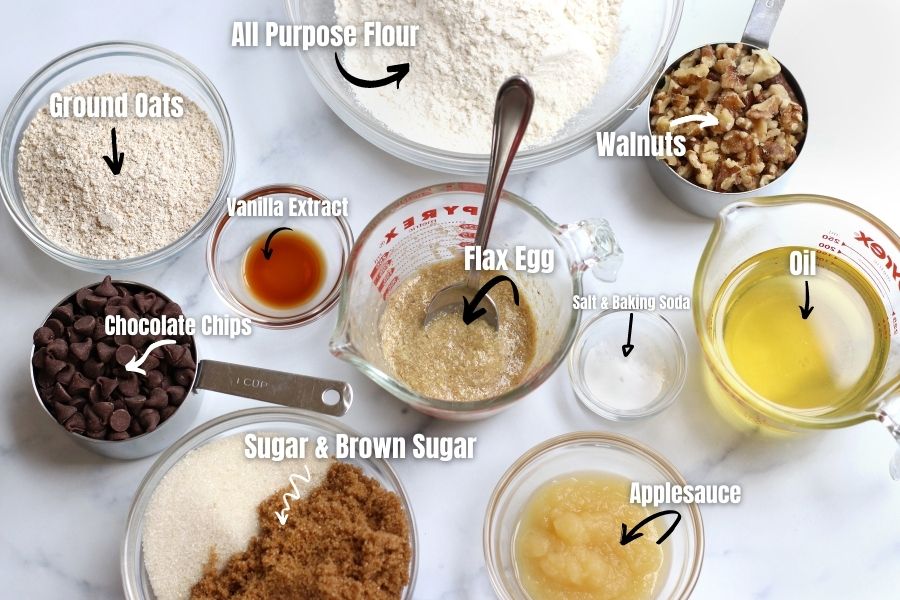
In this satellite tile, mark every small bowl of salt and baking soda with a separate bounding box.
[0,40,235,273]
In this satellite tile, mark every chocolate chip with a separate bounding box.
[84,294,108,314]
[93,401,114,425]
[128,419,144,437]
[124,395,146,415]
[75,287,92,308]
[51,383,73,405]
[108,431,130,441]
[94,276,119,298]
[83,359,105,379]
[36,370,57,388]
[63,413,86,434]
[113,334,130,346]
[146,369,164,389]
[46,339,68,360]
[85,429,107,440]
[92,319,108,341]
[161,302,183,318]
[66,326,84,344]
[56,364,76,386]
[50,303,74,325]
[134,292,156,314]
[84,406,103,432]
[174,369,195,387]
[160,405,177,420]
[166,386,187,406]
[115,345,137,366]
[118,373,140,397]
[141,354,160,372]
[149,296,167,317]
[32,347,48,369]
[67,372,93,396]
[73,315,96,336]
[95,376,117,398]
[96,342,117,364]
[45,318,65,337]
[70,339,92,361]
[33,327,55,346]
[145,388,168,409]
[139,408,161,432]
[53,402,77,423]
[109,409,131,432]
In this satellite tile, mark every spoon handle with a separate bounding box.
[467,76,534,289]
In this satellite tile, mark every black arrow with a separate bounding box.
[102,127,125,175]
[261,227,293,260]
[334,52,410,89]
[799,280,814,319]
[622,312,635,357]
[462,276,520,325]
[620,510,681,546]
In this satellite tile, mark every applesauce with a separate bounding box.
[514,473,666,600]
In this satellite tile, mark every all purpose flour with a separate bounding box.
[335,0,623,154]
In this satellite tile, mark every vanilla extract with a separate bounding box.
[227,195,348,217]
[596,131,686,158]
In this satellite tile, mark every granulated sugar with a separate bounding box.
[17,73,222,260]
[141,434,329,600]
[335,0,622,153]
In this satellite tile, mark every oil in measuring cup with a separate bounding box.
[709,246,890,425]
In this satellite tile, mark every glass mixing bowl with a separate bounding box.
[122,408,418,599]
[484,432,704,599]
[285,0,684,174]
[0,41,235,272]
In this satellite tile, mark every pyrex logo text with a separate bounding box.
[855,231,900,291]
[383,205,479,244]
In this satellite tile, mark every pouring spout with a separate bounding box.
[559,218,623,282]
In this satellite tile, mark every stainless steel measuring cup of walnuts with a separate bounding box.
[645,0,808,218]
[30,279,352,460]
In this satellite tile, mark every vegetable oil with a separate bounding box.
[709,246,888,424]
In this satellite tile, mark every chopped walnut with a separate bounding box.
[649,43,805,192]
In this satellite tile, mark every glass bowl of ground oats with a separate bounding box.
[0,41,234,272]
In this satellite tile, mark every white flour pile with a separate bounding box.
[17,73,222,260]
[335,0,623,154]
[141,435,330,600]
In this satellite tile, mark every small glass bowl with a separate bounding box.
[484,432,703,600]
[122,408,418,599]
[285,0,684,174]
[0,41,235,272]
[569,310,687,420]
[207,184,353,329]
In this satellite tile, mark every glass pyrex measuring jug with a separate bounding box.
[694,195,900,476]
[330,182,623,420]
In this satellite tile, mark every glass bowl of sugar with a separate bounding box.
[0,41,235,273]
[285,0,683,174]
[568,309,687,420]
[122,408,418,599]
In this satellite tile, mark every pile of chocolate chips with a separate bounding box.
[31,276,196,441]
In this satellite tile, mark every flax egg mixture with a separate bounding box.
[379,258,537,402]
[515,473,666,600]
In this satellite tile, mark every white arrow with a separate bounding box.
[275,465,313,526]
[669,111,719,130]
[125,339,176,375]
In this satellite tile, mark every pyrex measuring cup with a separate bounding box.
[330,182,623,420]
[694,195,900,475]
[31,281,352,460]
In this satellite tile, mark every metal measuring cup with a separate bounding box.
[30,281,352,460]
[645,0,808,218]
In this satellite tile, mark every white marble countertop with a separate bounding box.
[1,0,899,598]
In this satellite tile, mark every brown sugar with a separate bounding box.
[190,462,412,600]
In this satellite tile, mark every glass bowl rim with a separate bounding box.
[121,406,419,599]
[568,309,688,420]
[0,39,236,272]
[483,431,704,599]
[206,183,354,329]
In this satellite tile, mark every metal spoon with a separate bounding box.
[424,76,534,329]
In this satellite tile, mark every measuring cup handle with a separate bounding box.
[559,218,624,283]
[742,0,785,49]
[876,408,900,480]
[193,360,352,417]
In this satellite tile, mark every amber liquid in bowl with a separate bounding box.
[243,229,325,309]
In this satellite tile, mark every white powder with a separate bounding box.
[584,339,667,411]
[141,435,330,600]
[335,0,622,154]
[17,73,222,260]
